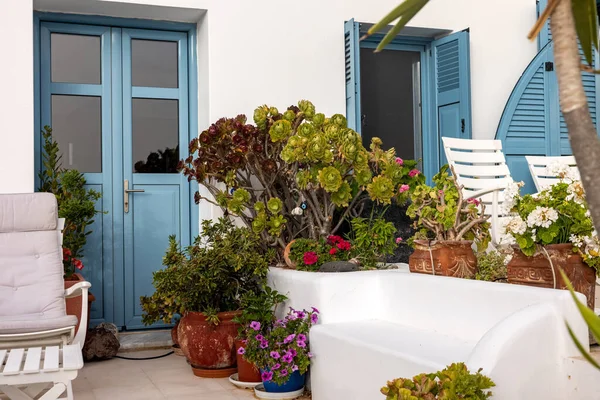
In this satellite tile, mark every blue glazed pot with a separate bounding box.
[260,369,305,393]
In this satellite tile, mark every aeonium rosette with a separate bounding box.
[241,307,319,385]
[503,177,600,274]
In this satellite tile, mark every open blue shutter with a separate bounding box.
[496,0,599,193]
[430,30,472,173]
[344,19,361,132]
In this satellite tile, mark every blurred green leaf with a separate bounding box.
[572,0,599,66]
[560,269,600,343]
[567,324,600,371]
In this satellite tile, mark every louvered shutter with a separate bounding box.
[431,30,472,170]
[344,19,361,132]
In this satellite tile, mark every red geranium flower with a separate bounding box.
[62,248,72,261]
[73,259,84,270]
[303,252,318,265]
[327,235,343,245]
[337,241,351,251]
[329,247,338,255]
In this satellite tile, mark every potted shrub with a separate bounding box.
[141,218,271,378]
[406,166,491,278]
[381,362,495,399]
[503,174,599,309]
[242,307,319,396]
[231,287,287,384]
[179,100,423,258]
[38,126,102,336]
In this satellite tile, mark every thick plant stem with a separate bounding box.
[551,0,600,232]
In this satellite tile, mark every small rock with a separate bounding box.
[82,323,120,361]
[318,261,359,273]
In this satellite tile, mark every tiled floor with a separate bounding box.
[74,350,261,400]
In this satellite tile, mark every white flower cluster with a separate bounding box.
[526,206,559,229]
[546,161,579,181]
[502,181,524,214]
[504,216,527,235]
[566,181,586,205]
[572,233,600,259]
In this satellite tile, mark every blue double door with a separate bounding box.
[39,22,191,329]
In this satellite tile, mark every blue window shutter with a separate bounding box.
[344,19,361,133]
[496,42,555,193]
[537,0,551,49]
[429,30,472,172]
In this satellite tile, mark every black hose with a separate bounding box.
[114,351,174,360]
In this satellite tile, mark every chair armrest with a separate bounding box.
[64,281,91,299]
[464,184,507,200]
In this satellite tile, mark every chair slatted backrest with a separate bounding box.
[525,155,579,192]
[441,137,513,217]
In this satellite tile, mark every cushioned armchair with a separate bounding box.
[0,193,91,349]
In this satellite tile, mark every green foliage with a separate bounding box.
[406,165,490,249]
[381,363,495,400]
[289,235,353,271]
[503,178,600,274]
[140,218,272,325]
[475,251,508,282]
[350,216,398,269]
[38,126,103,278]
[242,308,318,386]
[233,286,288,338]
[180,100,423,255]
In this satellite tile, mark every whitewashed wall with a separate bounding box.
[4,0,537,199]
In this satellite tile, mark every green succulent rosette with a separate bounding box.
[267,215,287,236]
[318,166,343,193]
[298,100,316,120]
[269,120,292,143]
[355,168,373,186]
[312,113,325,127]
[280,146,295,163]
[308,136,333,163]
[227,199,245,214]
[232,188,250,204]
[367,175,395,204]
[297,123,315,138]
[323,124,342,141]
[269,107,279,116]
[331,181,353,207]
[254,202,265,212]
[215,191,229,208]
[296,170,313,190]
[267,197,284,214]
[253,107,268,130]
[341,140,359,161]
[328,114,347,128]
[252,212,268,234]
[283,110,296,121]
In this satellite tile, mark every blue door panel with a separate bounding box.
[438,103,460,167]
[344,19,361,132]
[506,156,535,193]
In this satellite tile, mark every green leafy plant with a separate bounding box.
[38,126,103,278]
[475,251,508,282]
[407,165,490,250]
[241,307,319,385]
[381,363,495,400]
[350,216,398,269]
[140,218,272,325]
[503,171,600,274]
[233,286,288,338]
[288,235,353,271]
[179,100,424,254]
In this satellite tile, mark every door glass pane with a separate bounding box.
[51,95,102,172]
[132,99,179,173]
[51,33,101,84]
[131,39,178,88]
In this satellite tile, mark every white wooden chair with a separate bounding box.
[525,155,579,191]
[441,137,514,246]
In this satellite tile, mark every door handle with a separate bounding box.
[124,179,145,213]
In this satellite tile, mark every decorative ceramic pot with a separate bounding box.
[507,244,596,309]
[178,311,241,378]
[171,321,184,356]
[260,369,306,393]
[64,272,95,338]
[235,339,261,382]
[408,240,477,278]
[283,240,297,269]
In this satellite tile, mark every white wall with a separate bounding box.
[0,0,34,193]
[4,0,538,193]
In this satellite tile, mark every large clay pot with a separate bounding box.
[171,320,184,356]
[408,240,477,278]
[235,339,261,382]
[507,244,596,309]
[178,311,241,378]
[64,272,95,338]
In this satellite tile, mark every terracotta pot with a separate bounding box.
[171,321,185,356]
[235,339,261,382]
[283,240,297,269]
[178,311,241,378]
[507,244,596,309]
[408,240,477,278]
[64,272,95,338]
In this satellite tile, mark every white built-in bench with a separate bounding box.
[268,268,600,400]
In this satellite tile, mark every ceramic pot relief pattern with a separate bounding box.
[507,244,596,309]
[409,240,477,279]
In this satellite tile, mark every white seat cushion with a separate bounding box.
[0,315,78,334]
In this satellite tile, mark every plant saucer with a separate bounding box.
[254,384,305,399]
[228,373,261,389]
